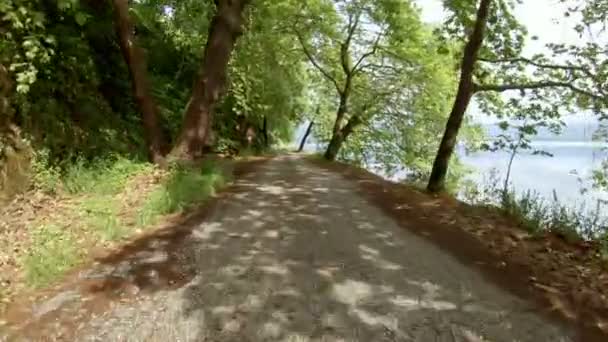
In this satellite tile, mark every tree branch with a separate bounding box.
[340,12,360,76]
[357,62,402,75]
[474,81,605,101]
[352,32,382,74]
[478,57,595,78]
[295,30,342,94]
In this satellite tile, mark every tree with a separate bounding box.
[562,0,608,192]
[481,120,556,197]
[295,0,433,161]
[111,0,166,163]
[170,0,251,160]
[427,0,608,192]
[427,0,491,193]
[298,121,314,152]
[225,0,309,151]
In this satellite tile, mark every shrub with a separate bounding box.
[470,178,607,241]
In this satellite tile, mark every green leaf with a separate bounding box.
[75,12,88,26]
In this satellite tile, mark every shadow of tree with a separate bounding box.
[168,157,572,341]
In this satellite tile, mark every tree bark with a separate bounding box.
[111,0,166,164]
[0,64,12,123]
[324,116,361,160]
[170,0,250,160]
[324,134,343,161]
[333,91,349,136]
[298,121,314,152]
[262,115,268,147]
[427,0,492,193]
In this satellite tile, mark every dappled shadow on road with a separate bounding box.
[163,157,571,342]
[313,159,608,342]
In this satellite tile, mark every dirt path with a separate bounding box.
[5,155,574,341]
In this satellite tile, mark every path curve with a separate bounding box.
[30,156,576,341]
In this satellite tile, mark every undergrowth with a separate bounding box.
[138,161,228,226]
[463,169,608,252]
[16,155,230,288]
[22,224,82,288]
[80,198,124,241]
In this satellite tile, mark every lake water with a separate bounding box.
[461,142,608,209]
[294,123,608,211]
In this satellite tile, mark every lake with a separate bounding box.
[294,122,608,211]
[461,142,608,209]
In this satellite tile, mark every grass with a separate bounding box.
[12,156,231,290]
[64,156,152,242]
[61,155,152,195]
[80,198,125,241]
[138,161,227,226]
[499,189,608,242]
[464,171,608,246]
[22,225,81,287]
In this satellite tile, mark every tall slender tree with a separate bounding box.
[295,0,428,161]
[427,0,607,193]
[427,0,492,192]
[298,121,314,152]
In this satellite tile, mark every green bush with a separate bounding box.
[466,170,607,241]
[501,190,548,235]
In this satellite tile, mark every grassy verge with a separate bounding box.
[22,224,82,288]
[137,162,229,226]
[1,155,231,300]
[463,176,608,257]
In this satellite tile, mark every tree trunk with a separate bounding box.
[427,0,492,193]
[324,133,344,161]
[0,64,12,123]
[262,115,268,147]
[332,91,349,136]
[503,138,521,196]
[236,115,249,148]
[324,115,361,160]
[170,0,250,160]
[298,121,314,152]
[111,0,166,164]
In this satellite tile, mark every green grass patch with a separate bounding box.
[467,174,608,242]
[79,197,125,241]
[22,225,82,287]
[499,189,608,242]
[62,155,152,195]
[138,161,227,226]
[17,157,231,290]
